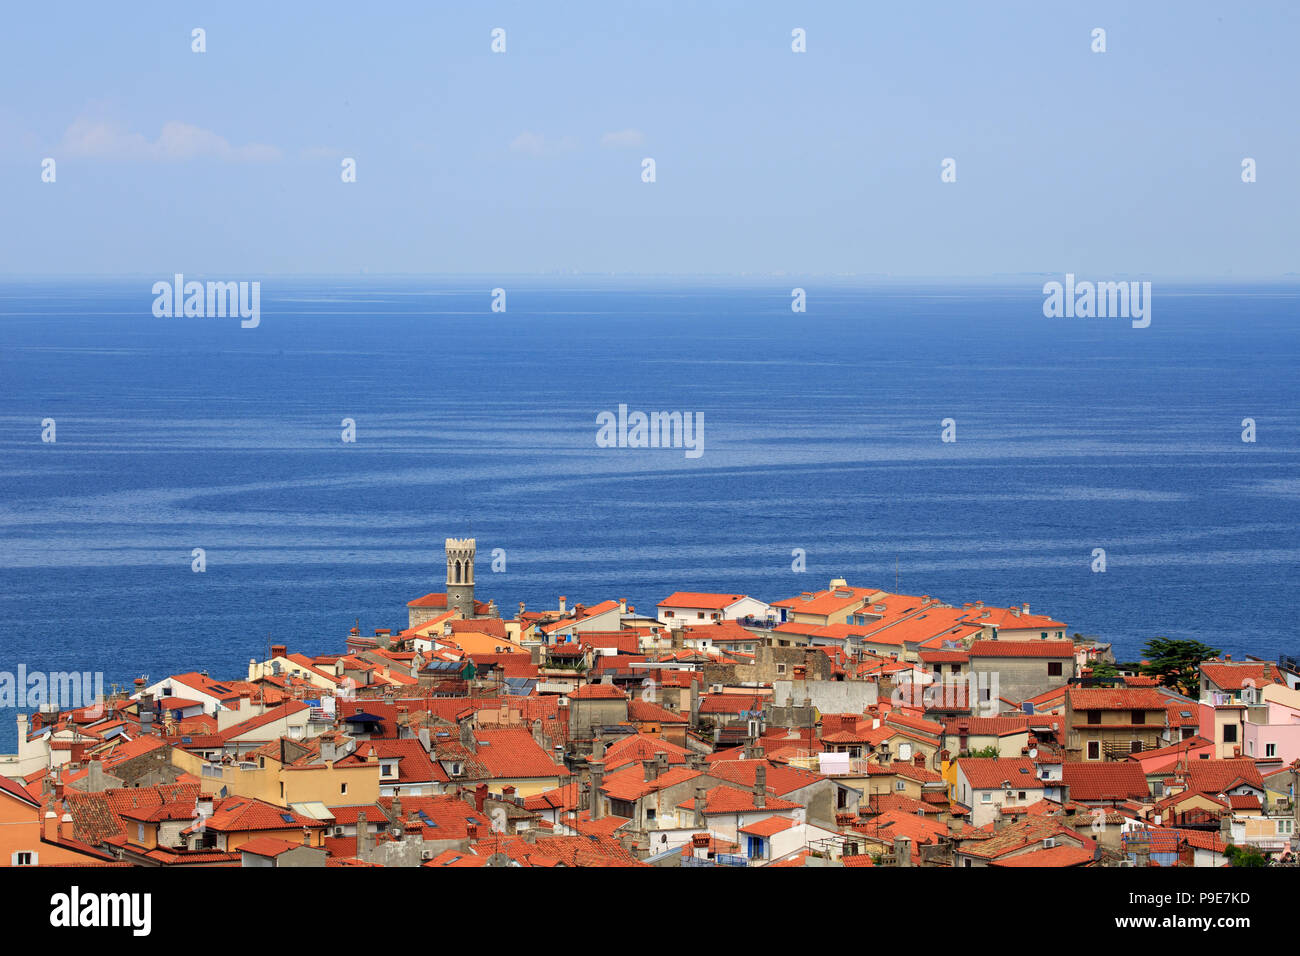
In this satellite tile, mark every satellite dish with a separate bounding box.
[1028,748,1038,759]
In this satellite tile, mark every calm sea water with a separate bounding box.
[1,278,1297,748]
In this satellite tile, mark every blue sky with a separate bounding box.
[1,1,1296,276]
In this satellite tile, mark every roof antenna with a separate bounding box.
[895,556,899,592]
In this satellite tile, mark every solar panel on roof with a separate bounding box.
[280,813,296,824]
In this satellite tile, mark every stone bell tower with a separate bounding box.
[445,537,476,617]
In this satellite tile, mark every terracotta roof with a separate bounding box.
[470,728,570,780]
[1067,687,1169,711]
[626,699,689,724]
[989,844,1093,867]
[675,785,801,815]
[659,592,749,610]
[1200,662,1282,691]
[197,796,327,834]
[955,757,1042,791]
[739,815,797,837]
[240,836,307,858]
[968,640,1074,659]
[567,683,628,701]
[1060,762,1151,802]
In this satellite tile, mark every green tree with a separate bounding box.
[1226,843,1268,867]
[1138,638,1221,695]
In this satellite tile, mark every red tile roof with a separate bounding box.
[955,757,1042,790]
[989,844,1093,867]
[1067,687,1169,711]
[968,640,1074,659]
[659,592,749,610]
[567,683,628,701]
[471,728,570,780]
[1060,761,1151,802]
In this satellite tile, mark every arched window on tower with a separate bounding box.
[454,560,462,584]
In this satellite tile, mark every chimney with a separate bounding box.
[518,601,526,617]
[894,835,912,867]
[753,764,767,808]
[475,783,488,813]
[655,752,669,775]
[357,811,371,857]
[642,758,659,783]
[271,644,287,659]
[138,691,154,735]
[85,760,106,793]
[1021,603,1030,614]
[558,596,567,614]
[589,761,605,820]
[619,598,627,615]
[693,786,707,828]
[302,826,311,846]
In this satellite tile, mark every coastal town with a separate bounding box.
[2,538,1296,869]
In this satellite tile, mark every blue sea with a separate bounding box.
[1,277,1297,748]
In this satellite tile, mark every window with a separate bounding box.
[776,663,786,675]
[895,781,906,792]
[340,782,348,795]
[1087,741,1100,760]
[980,792,992,803]
[1041,632,1048,639]
[664,611,674,618]
[1017,791,1026,801]
[13,852,34,866]
[1266,743,1277,758]
[1086,710,1101,725]
[1130,740,1142,754]
[1222,724,1238,743]
[1131,710,1145,725]
[697,612,704,619]
[1048,662,1062,677]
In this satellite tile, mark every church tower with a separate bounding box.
[445,537,476,618]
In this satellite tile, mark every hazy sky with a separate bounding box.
[1,1,1296,276]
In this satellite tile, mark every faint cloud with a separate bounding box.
[60,118,282,162]
[509,131,548,156]
[300,145,341,160]
[600,129,645,149]
[509,131,578,157]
